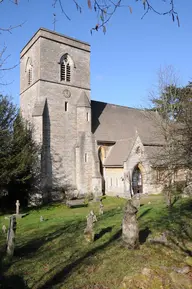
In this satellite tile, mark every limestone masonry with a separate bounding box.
[20,28,188,200]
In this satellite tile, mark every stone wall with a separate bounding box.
[124,136,163,195]
[105,167,124,197]
[20,28,101,198]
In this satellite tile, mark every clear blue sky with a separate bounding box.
[0,0,191,108]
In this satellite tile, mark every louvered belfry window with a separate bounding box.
[26,57,32,86]
[66,63,71,82]
[61,62,65,81]
[28,68,32,85]
[61,54,71,82]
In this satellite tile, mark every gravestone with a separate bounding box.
[7,215,17,258]
[132,194,140,209]
[99,200,104,215]
[66,198,86,208]
[16,200,20,215]
[40,216,44,222]
[122,199,139,249]
[84,210,97,242]
[2,224,6,234]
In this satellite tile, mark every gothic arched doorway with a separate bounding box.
[132,164,143,195]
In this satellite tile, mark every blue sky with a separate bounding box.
[0,0,192,108]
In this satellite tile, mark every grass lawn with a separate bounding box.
[0,195,192,289]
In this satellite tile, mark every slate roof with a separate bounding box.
[91,100,165,166]
[104,139,134,166]
[91,101,163,144]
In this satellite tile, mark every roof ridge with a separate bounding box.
[117,138,133,142]
[91,100,146,112]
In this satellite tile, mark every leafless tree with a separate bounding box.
[147,66,192,207]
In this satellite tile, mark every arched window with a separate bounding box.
[60,54,73,82]
[132,164,143,195]
[25,57,33,86]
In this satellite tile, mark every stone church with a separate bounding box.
[20,28,168,200]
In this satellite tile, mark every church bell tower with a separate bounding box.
[20,28,102,199]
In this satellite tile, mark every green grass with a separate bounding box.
[0,195,192,289]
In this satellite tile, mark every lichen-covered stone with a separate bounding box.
[122,200,139,249]
[84,210,97,242]
[119,267,192,289]
[20,28,102,201]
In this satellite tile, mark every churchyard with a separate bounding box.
[0,195,192,289]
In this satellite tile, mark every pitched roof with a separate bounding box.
[77,92,91,108]
[32,100,46,116]
[91,100,164,144]
[104,139,134,167]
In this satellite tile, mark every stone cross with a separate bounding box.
[7,215,17,258]
[99,200,104,215]
[84,210,97,242]
[122,199,139,249]
[16,200,20,215]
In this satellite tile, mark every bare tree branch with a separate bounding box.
[0,22,25,34]
[52,0,179,33]
[0,0,24,81]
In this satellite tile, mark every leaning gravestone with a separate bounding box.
[7,215,17,258]
[122,199,139,249]
[84,210,97,242]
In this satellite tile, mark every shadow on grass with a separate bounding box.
[35,229,122,289]
[169,235,192,257]
[0,274,29,289]
[94,226,113,241]
[15,219,85,258]
[142,198,192,256]
[103,207,123,219]
[139,227,151,244]
[0,250,29,289]
[13,208,121,260]
[137,208,151,220]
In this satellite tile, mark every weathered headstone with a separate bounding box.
[132,194,140,209]
[40,216,44,222]
[122,199,139,249]
[7,215,17,258]
[16,200,20,215]
[2,224,6,234]
[99,200,104,215]
[84,210,97,242]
